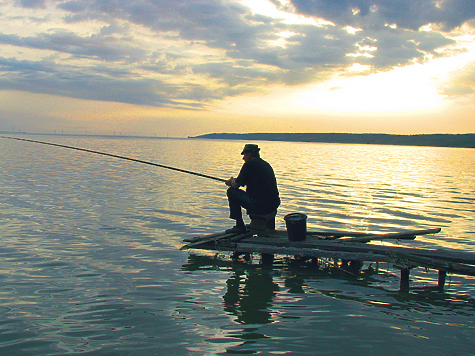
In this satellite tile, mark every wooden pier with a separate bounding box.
[181,227,475,291]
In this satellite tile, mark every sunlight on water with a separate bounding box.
[0,135,474,355]
[262,142,475,249]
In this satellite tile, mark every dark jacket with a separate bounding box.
[235,158,280,214]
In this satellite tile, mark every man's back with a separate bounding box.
[235,158,280,214]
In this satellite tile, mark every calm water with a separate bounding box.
[1,135,474,355]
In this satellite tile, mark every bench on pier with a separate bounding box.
[249,210,277,236]
[248,211,277,265]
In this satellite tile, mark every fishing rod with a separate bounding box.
[1,136,227,183]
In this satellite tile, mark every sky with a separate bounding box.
[1,0,475,137]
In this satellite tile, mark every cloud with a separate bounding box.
[56,0,87,13]
[287,0,475,31]
[0,0,473,109]
[0,56,196,107]
[0,30,145,63]
[15,0,46,9]
[442,60,475,96]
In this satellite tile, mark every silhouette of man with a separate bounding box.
[225,144,280,233]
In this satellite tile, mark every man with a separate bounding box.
[225,144,280,233]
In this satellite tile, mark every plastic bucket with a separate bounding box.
[284,213,307,242]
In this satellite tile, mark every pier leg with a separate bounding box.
[349,260,363,274]
[261,253,274,266]
[438,270,447,291]
[400,268,410,292]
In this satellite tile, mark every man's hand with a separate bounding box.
[226,177,236,188]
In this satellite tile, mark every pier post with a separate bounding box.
[261,253,274,266]
[400,268,410,292]
[438,270,447,291]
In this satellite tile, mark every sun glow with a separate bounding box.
[239,0,325,26]
[295,68,443,113]
[294,49,475,114]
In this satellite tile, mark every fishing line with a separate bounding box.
[1,135,227,183]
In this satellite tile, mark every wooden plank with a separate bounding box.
[184,227,411,243]
[279,230,374,239]
[184,227,441,243]
[223,243,394,263]
[307,231,374,238]
[180,231,252,250]
[183,225,253,242]
[194,239,366,261]
[183,230,231,243]
[344,228,441,243]
[259,228,441,241]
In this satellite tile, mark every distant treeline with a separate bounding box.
[189,133,475,148]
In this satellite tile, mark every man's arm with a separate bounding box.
[227,161,249,188]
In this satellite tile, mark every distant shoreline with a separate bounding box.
[189,133,475,149]
[2,131,474,148]
[0,131,179,140]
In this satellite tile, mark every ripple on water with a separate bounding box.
[1,138,474,355]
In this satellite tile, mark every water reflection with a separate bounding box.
[182,253,475,320]
[222,267,279,324]
[182,254,279,324]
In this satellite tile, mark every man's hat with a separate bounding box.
[241,144,260,154]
